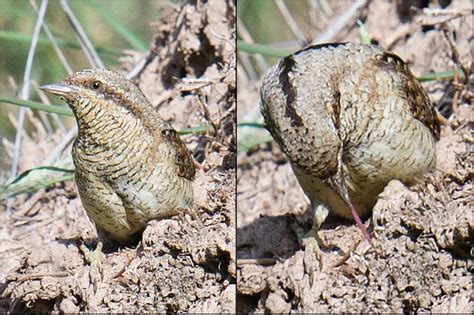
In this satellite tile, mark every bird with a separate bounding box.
[260,42,440,269]
[41,68,195,245]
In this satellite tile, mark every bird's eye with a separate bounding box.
[91,81,102,90]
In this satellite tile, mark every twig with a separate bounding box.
[32,81,66,131]
[332,239,361,268]
[421,8,468,26]
[238,184,271,201]
[14,189,45,217]
[451,65,460,113]
[8,0,49,186]
[436,110,450,126]
[11,217,57,240]
[237,51,257,82]
[196,95,218,136]
[15,271,70,282]
[236,16,270,147]
[308,0,332,23]
[153,90,176,108]
[30,0,73,75]
[462,134,474,143]
[236,62,251,88]
[275,0,307,44]
[385,24,413,50]
[112,251,135,279]
[45,126,78,163]
[59,0,104,68]
[237,17,269,73]
[312,0,368,44]
[441,23,470,113]
[126,50,156,80]
[441,23,470,85]
[10,74,53,136]
[237,258,276,267]
[206,25,235,49]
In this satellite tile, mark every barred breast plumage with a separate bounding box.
[42,68,195,244]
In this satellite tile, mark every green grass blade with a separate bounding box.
[9,166,74,185]
[0,96,73,116]
[0,95,215,135]
[417,69,459,82]
[238,122,265,128]
[0,166,75,199]
[237,40,290,57]
[0,174,75,199]
[88,2,148,52]
[237,135,273,153]
[178,126,209,135]
[180,124,264,135]
[357,20,371,45]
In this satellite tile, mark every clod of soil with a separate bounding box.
[237,1,472,313]
[1,1,236,313]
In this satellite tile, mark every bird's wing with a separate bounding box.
[161,128,196,181]
[376,52,441,140]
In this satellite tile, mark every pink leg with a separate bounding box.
[348,201,373,246]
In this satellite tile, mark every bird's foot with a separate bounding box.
[80,241,105,292]
[291,222,325,275]
[301,232,324,275]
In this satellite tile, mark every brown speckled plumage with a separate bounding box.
[260,43,439,251]
[42,69,195,244]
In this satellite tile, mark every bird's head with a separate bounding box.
[40,68,153,127]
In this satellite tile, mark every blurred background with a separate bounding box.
[237,0,348,55]
[0,0,165,177]
[236,1,471,312]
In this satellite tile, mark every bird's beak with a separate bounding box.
[40,83,77,97]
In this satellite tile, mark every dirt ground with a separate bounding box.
[1,1,472,313]
[1,1,236,312]
[237,1,472,313]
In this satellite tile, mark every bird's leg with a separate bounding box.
[293,203,329,273]
[80,241,105,292]
[346,197,373,246]
[334,159,373,246]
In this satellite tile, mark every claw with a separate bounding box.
[301,234,323,275]
[291,205,327,276]
[80,241,105,292]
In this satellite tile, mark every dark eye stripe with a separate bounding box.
[103,89,129,108]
